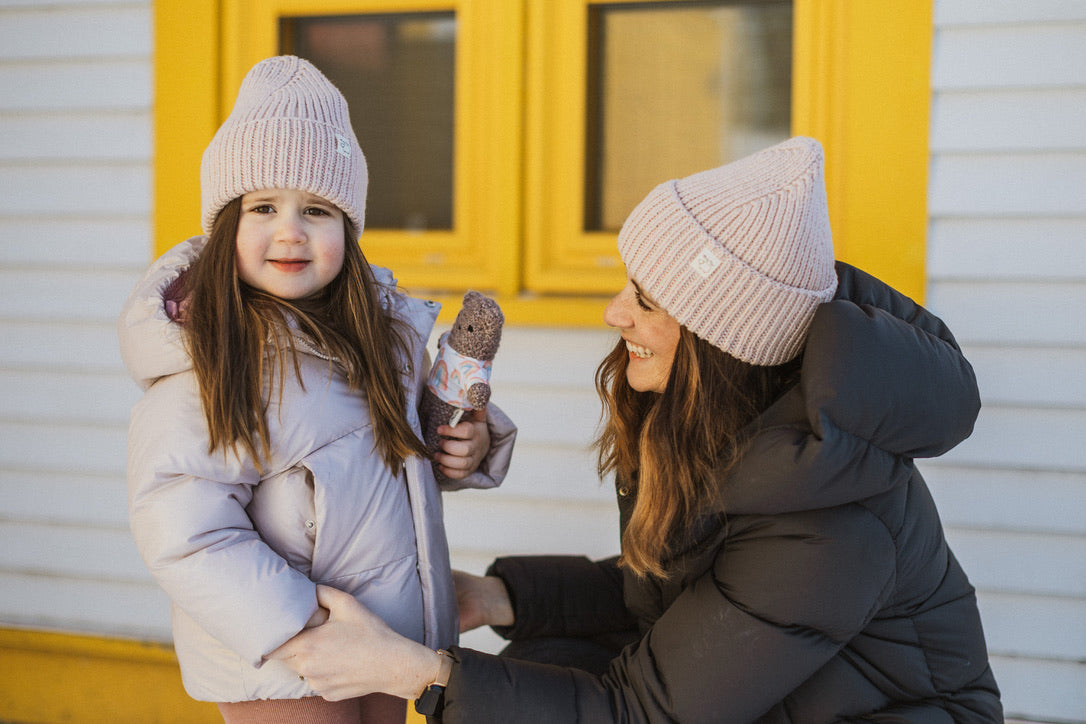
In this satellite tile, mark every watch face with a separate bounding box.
[415,684,445,716]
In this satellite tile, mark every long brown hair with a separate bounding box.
[595,327,800,578]
[182,197,428,472]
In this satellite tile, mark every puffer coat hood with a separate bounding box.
[119,237,516,702]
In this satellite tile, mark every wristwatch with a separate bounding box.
[414,648,455,717]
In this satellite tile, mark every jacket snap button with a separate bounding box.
[304,520,315,530]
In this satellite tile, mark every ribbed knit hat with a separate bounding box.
[200,55,367,235]
[617,136,837,366]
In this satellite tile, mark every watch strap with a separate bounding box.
[414,649,454,716]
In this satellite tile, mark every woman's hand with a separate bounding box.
[454,569,514,633]
[434,408,490,480]
[304,605,329,629]
[270,586,441,702]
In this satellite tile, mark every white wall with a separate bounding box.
[0,0,166,639]
[924,1,1086,721]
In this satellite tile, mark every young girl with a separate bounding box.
[118,55,516,723]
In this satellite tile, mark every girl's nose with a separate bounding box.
[274,214,306,244]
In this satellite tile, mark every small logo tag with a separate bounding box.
[689,249,721,278]
[335,134,352,158]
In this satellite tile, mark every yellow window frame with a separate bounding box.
[154,0,931,325]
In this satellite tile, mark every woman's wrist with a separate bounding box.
[483,575,515,627]
[397,644,447,701]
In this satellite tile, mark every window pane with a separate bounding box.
[586,1,792,231]
[282,13,456,231]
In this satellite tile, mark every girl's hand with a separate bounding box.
[270,586,440,702]
[453,569,514,633]
[434,408,490,480]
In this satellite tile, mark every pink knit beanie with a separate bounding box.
[200,55,367,235]
[617,136,837,366]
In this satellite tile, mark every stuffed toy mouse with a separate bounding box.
[420,291,504,481]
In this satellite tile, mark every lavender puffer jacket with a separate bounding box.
[119,237,516,702]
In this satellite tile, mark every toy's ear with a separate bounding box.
[462,290,483,311]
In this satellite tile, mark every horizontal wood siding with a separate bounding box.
[0,0,152,652]
[926,1,1086,720]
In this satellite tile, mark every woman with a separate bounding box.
[273,137,1003,722]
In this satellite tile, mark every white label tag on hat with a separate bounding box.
[335,134,352,158]
[690,249,721,278]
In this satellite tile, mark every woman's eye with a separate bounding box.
[634,290,652,312]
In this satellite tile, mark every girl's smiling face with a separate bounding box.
[603,277,682,394]
[235,189,346,300]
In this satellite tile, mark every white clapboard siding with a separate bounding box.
[0,219,152,268]
[931,22,1086,89]
[0,268,144,322]
[941,528,1086,598]
[990,656,1086,724]
[929,218,1086,280]
[946,406,1086,471]
[963,345,1086,408]
[0,370,138,425]
[923,464,1086,535]
[0,1,154,643]
[0,60,150,112]
[929,1,1086,720]
[0,112,151,162]
[0,572,169,640]
[0,469,128,528]
[0,4,149,60]
[473,441,615,504]
[0,0,134,7]
[0,320,126,372]
[445,495,618,561]
[0,420,127,477]
[936,0,1086,25]
[928,281,1086,346]
[0,165,150,217]
[976,591,1086,661]
[931,89,1086,152]
[928,152,1086,217]
[0,521,146,583]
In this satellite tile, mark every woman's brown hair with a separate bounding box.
[182,197,428,472]
[595,327,800,578]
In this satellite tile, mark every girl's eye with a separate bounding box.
[249,204,273,214]
[304,206,330,216]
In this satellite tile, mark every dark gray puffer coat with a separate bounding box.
[441,263,1001,723]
